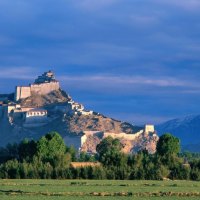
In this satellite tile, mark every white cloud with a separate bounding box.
[0,67,39,80]
[59,74,193,88]
[117,113,171,125]
[0,68,198,93]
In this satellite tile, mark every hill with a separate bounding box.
[0,71,158,153]
[19,89,71,107]
[156,115,200,152]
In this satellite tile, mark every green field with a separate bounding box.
[0,179,200,200]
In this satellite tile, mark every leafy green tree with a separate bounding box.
[37,132,66,161]
[4,159,20,179]
[156,133,180,156]
[18,139,37,161]
[66,146,77,161]
[105,166,116,179]
[19,162,29,178]
[169,164,190,180]
[92,166,106,179]
[96,136,124,166]
[80,167,89,179]
[189,160,200,180]
[79,152,96,162]
[51,153,71,168]
[2,130,200,180]
[190,167,200,181]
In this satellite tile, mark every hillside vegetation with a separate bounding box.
[1,132,200,181]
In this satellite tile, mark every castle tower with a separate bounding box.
[15,71,60,101]
[144,124,155,133]
[34,70,57,84]
[15,86,31,101]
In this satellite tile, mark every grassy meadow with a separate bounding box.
[0,179,200,200]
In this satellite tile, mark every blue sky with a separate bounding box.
[0,0,200,124]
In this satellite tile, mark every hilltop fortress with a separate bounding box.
[0,70,92,127]
[0,70,158,153]
[15,71,60,101]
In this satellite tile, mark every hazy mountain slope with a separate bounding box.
[0,105,144,148]
[156,115,200,147]
[65,114,143,135]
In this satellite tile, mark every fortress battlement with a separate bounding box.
[34,70,58,84]
[15,71,60,101]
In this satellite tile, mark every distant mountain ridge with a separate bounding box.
[156,115,200,152]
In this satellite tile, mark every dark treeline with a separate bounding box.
[0,132,200,180]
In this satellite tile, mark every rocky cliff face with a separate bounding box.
[81,132,158,154]
[19,89,71,107]
[65,114,158,154]
[65,114,142,135]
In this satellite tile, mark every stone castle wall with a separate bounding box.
[15,86,31,101]
[15,82,60,101]
[81,126,155,149]
[144,125,155,133]
[30,82,60,95]
[103,130,144,141]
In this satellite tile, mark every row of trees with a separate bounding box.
[0,132,200,180]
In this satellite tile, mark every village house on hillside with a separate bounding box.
[25,108,48,123]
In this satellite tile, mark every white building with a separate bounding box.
[144,125,155,133]
[71,102,84,112]
[25,108,48,123]
[64,100,85,115]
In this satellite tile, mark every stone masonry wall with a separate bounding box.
[15,82,60,101]
[103,130,144,141]
[30,82,60,95]
[15,86,31,101]
[144,125,155,133]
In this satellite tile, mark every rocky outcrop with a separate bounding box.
[19,90,71,107]
[65,114,143,135]
[81,131,158,154]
